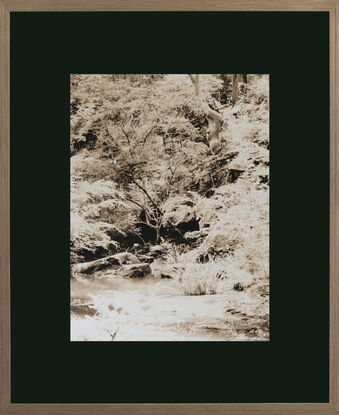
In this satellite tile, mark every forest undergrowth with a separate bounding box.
[71,74,269,339]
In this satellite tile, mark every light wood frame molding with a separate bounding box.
[0,1,337,414]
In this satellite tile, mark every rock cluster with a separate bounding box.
[72,251,152,278]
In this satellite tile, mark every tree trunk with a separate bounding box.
[239,74,247,83]
[232,74,247,106]
[188,74,223,153]
[219,74,232,105]
[232,74,238,106]
[155,226,161,243]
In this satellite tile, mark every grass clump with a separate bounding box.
[165,248,227,296]
[176,261,225,296]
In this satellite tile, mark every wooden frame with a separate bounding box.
[0,1,337,414]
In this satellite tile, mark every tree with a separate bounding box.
[239,74,247,83]
[232,74,248,105]
[110,107,175,243]
[124,177,164,243]
[112,135,165,243]
[188,74,223,153]
[114,157,191,243]
[111,109,203,243]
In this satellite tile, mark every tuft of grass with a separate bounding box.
[166,251,227,295]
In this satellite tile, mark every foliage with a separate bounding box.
[71,74,270,303]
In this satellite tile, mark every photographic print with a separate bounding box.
[70,74,269,341]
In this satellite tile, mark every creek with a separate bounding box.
[71,271,251,341]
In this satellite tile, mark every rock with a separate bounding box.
[233,282,245,291]
[226,158,246,183]
[131,243,153,257]
[229,158,246,171]
[146,243,172,260]
[259,175,269,185]
[72,252,143,276]
[121,263,152,278]
[150,258,181,279]
[197,249,215,263]
[165,204,199,233]
[198,213,217,229]
[105,228,128,244]
[174,208,190,224]
[160,274,173,279]
[148,244,166,259]
[201,233,230,254]
[184,229,209,243]
[227,168,244,183]
[72,255,120,275]
[134,254,153,263]
[150,244,165,253]
[112,252,140,265]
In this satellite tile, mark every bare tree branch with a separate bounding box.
[137,221,157,229]
[142,125,155,146]
[130,178,160,212]
[188,74,195,83]
[121,126,131,145]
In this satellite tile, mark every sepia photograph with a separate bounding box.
[70,74,269,341]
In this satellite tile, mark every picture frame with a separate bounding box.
[0,1,337,414]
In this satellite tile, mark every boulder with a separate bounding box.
[206,233,229,251]
[227,168,244,183]
[112,252,140,265]
[121,263,152,278]
[150,244,165,254]
[198,232,232,257]
[148,244,168,260]
[72,252,141,276]
[150,258,181,279]
[184,229,209,243]
[226,158,246,183]
[72,255,120,275]
[164,204,199,233]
